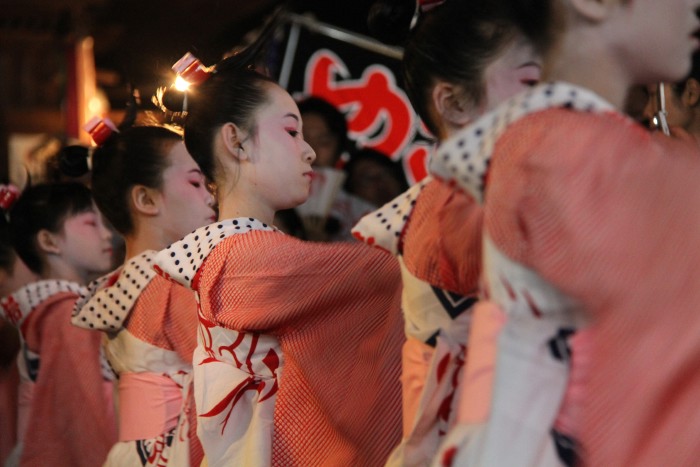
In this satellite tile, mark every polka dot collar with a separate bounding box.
[153,217,278,290]
[430,82,616,204]
[72,251,157,332]
[0,280,85,328]
[352,177,430,255]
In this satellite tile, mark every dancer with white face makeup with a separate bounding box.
[429,0,700,464]
[154,21,404,466]
[1,182,115,467]
[66,125,215,466]
[354,0,542,464]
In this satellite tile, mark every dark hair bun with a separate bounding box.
[160,87,187,113]
[59,145,91,178]
[367,0,416,45]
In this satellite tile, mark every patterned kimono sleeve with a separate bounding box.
[488,110,700,466]
[20,295,116,467]
[204,231,401,333]
[163,280,199,364]
[402,180,482,295]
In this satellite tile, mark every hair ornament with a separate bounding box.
[84,116,119,146]
[0,184,20,211]
[172,53,213,87]
[418,0,445,13]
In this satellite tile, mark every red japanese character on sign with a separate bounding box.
[304,50,416,160]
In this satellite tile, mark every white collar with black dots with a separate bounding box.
[0,280,85,328]
[352,177,430,256]
[430,82,616,204]
[72,251,157,332]
[153,218,278,290]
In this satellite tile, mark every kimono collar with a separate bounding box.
[153,217,278,291]
[72,251,157,332]
[1,280,85,328]
[430,82,616,204]
[351,177,430,255]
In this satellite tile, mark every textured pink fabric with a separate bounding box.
[197,231,404,466]
[118,372,183,441]
[485,108,700,466]
[0,360,19,464]
[553,328,593,438]
[402,179,482,296]
[125,275,199,364]
[456,301,505,424]
[401,337,435,436]
[19,292,116,467]
[115,274,202,466]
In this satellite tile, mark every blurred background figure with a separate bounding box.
[298,96,351,169]
[343,147,408,208]
[0,205,38,465]
[278,95,378,241]
[643,53,700,147]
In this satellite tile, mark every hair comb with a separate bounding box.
[84,116,119,146]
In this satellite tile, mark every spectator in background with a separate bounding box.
[643,53,700,147]
[298,96,351,169]
[343,147,409,208]
[281,95,376,241]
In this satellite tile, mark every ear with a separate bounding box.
[220,123,248,161]
[682,78,700,108]
[569,0,612,21]
[130,185,161,217]
[432,82,474,132]
[36,229,61,255]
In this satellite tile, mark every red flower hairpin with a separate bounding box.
[0,184,20,211]
[83,116,119,146]
[172,53,212,87]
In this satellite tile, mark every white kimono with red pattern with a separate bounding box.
[153,218,404,467]
[352,177,485,467]
[0,280,116,467]
[430,82,700,466]
[73,251,203,467]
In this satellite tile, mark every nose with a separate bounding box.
[100,222,113,243]
[302,140,316,164]
[205,190,216,208]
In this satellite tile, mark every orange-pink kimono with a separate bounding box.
[72,251,203,467]
[352,178,484,466]
[153,218,404,467]
[430,81,700,467]
[0,280,116,467]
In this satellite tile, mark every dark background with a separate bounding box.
[0,0,378,113]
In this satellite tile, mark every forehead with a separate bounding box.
[166,141,196,167]
[256,84,301,123]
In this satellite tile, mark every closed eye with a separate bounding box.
[287,130,300,138]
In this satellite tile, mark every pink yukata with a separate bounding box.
[73,251,203,467]
[0,280,116,467]
[153,218,404,467]
[431,81,700,466]
[352,177,484,467]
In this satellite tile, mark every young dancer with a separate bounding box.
[0,182,116,466]
[66,124,215,466]
[154,43,404,466]
[354,0,541,464]
[429,0,700,465]
[0,187,38,465]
